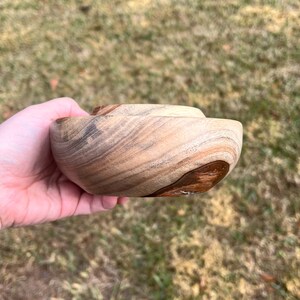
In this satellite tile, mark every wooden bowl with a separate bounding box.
[50,104,243,197]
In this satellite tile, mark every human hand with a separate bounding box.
[0,98,128,229]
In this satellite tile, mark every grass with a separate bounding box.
[0,0,300,299]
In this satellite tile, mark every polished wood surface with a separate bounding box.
[92,103,206,117]
[147,160,230,197]
[50,104,242,197]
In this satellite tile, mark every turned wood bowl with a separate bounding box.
[50,104,243,197]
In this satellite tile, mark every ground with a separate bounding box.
[0,0,299,299]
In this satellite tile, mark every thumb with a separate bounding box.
[0,98,89,132]
[28,97,89,119]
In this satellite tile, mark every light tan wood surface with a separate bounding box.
[50,104,242,197]
[91,104,206,117]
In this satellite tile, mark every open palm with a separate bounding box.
[0,98,127,229]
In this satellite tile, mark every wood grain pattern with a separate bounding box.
[92,104,206,117]
[50,104,242,197]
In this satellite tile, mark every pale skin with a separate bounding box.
[0,98,128,229]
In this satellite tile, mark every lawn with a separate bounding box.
[0,0,299,299]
